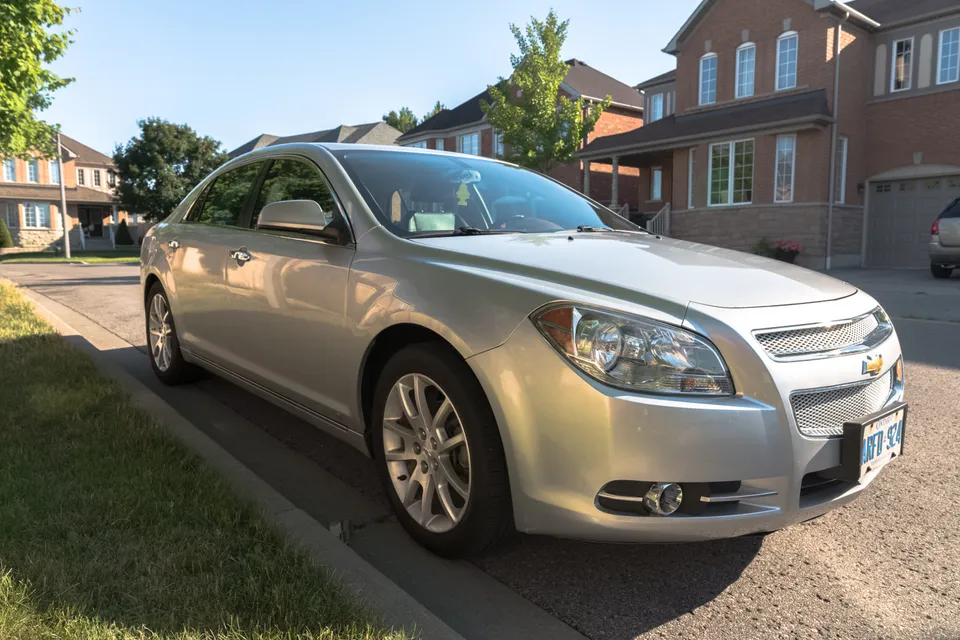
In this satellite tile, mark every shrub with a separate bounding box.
[114,219,134,245]
[751,237,775,258]
[0,219,13,249]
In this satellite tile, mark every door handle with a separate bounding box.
[167,239,181,250]
[230,248,252,264]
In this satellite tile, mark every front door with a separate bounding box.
[78,207,104,236]
[220,157,356,424]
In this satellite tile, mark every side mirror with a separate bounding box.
[257,200,343,243]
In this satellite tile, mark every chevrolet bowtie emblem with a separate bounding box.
[862,355,884,377]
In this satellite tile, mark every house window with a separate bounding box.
[459,132,479,156]
[23,202,50,228]
[891,38,913,92]
[2,158,14,181]
[649,94,664,122]
[108,171,116,187]
[774,135,796,203]
[77,168,85,185]
[493,131,504,157]
[409,141,426,149]
[93,169,102,187]
[709,139,754,206]
[699,54,718,105]
[835,137,848,204]
[736,43,756,98]
[130,212,139,225]
[4,202,16,227]
[776,32,799,90]
[27,159,39,183]
[49,160,60,185]
[436,139,445,151]
[651,168,663,201]
[938,27,960,85]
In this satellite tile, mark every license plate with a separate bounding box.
[858,407,905,479]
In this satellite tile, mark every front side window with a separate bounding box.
[93,169,101,187]
[736,44,756,98]
[332,149,638,238]
[834,137,848,204]
[189,161,263,227]
[252,158,338,228]
[651,168,663,201]
[777,32,799,90]
[459,133,479,156]
[77,168,85,185]
[939,27,960,85]
[23,202,50,228]
[649,94,664,122]
[774,135,796,203]
[700,54,717,105]
[709,139,754,206]
[3,158,16,181]
[49,160,60,184]
[27,159,38,183]
[892,38,913,92]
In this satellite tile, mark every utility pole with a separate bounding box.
[57,132,71,259]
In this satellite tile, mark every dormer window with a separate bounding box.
[776,32,799,90]
[736,43,756,98]
[700,53,718,105]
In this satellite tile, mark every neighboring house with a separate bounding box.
[229,122,402,158]
[396,59,646,210]
[0,135,132,250]
[579,0,960,269]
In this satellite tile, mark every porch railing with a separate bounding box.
[646,202,671,236]
[614,203,629,218]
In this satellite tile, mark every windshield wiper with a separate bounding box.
[576,225,613,233]
[409,227,518,239]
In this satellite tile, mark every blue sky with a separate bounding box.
[43,0,699,155]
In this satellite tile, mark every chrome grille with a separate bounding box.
[791,369,893,437]
[755,310,885,359]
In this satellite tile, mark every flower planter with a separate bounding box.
[774,249,799,264]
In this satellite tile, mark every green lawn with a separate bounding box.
[0,284,404,640]
[0,250,140,264]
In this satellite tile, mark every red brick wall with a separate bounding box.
[587,106,643,143]
[834,25,869,206]
[480,129,493,157]
[865,91,960,178]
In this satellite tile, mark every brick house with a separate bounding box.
[1,135,133,250]
[396,59,646,210]
[229,122,402,159]
[579,0,960,269]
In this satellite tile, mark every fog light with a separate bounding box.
[643,482,683,516]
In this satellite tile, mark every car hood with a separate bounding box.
[413,232,857,309]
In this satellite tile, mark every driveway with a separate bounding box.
[2,262,958,640]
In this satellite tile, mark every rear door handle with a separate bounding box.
[167,239,180,250]
[230,248,252,264]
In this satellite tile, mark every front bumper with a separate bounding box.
[467,290,903,542]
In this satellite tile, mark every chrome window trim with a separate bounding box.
[753,307,893,362]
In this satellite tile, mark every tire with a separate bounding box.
[145,282,199,385]
[371,343,513,558]
[931,264,953,279]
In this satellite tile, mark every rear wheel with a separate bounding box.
[371,344,513,558]
[145,282,199,385]
[931,264,954,279]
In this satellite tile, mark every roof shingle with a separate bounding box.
[228,122,401,158]
[849,0,960,25]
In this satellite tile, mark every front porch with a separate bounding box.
[582,149,674,232]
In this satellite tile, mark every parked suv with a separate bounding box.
[931,198,960,279]
[141,143,906,557]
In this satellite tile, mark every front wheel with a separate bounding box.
[931,264,954,279]
[371,344,513,558]
[145,283,199,385]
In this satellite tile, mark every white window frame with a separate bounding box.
[435,138,445,151]
[736,43,756,99]
[93,169,101,187]
[774,134,797,203]
[776,31,799,91]
[108,171,116,187]
[687,148,696,209]
[26,159,39,183]
[49,160,60,185]
[651,167,663,201]
[649,93,664,122]
[834,136,848,204]
[891,37,914,92]
[22,202,50,229]
[708,138,754,207]
[77,168,85,185]
[4,202,15,227]
[699,53,718,106]
[937,27,960,85]
[2,158,15,182]
[458,132,480,156]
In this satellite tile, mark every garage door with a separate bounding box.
[867,176,960,267]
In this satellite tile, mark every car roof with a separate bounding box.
[236,141,510,164]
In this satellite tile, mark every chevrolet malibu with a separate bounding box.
[141,143,906,557]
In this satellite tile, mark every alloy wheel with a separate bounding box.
[148,293,174,372]
[382,373,472,533]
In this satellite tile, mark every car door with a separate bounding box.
[219,156,357,424]
[167,160,265,361]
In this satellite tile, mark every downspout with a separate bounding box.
[825,14,847,270]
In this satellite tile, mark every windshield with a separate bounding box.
[331,149,641,237]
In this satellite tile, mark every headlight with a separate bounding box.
[533,304,735,396]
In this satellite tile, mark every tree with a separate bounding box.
[0,219,14,249]
[0,0,74,158]
[114,219,134,245]
[481,11,609,173]
[382,107,418,133]
[423,101,446,121]
[113,118,228,221]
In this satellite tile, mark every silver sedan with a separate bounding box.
[141,143,906,557]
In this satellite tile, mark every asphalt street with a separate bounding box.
[1,261,958,640]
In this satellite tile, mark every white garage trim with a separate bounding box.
[870,164,960,182]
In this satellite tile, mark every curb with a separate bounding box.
[4,278,464,640]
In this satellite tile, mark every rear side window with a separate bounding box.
[189,162,263,226]
[942,198,960,219]
[252,158,338,227]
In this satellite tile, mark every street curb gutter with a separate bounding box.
[5,278,464,640]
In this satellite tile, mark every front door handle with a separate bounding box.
[167,239,181,250]
[230,248,252,264]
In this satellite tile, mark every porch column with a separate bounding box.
[611,156,619,207]
[582,161,591,197]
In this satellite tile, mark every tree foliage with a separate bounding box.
[0,219,14,249]
[382,107,418,133]
[114,219,134,245]
[423,101,446,121]
[481,10,609,173]
[113,118,228,221]
[0,0,74,158]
